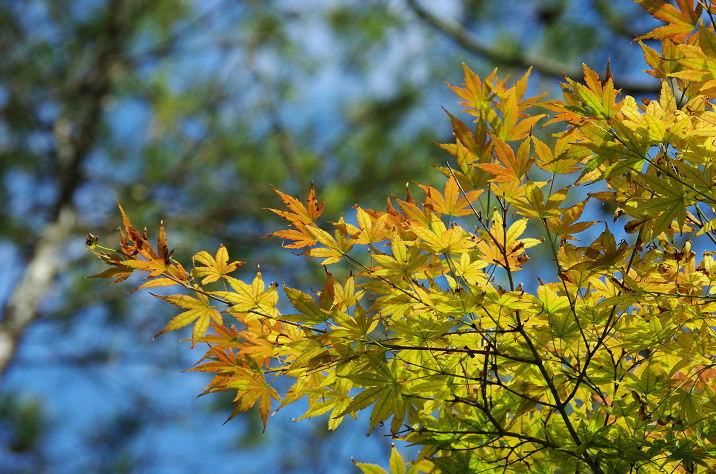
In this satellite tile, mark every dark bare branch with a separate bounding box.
[406,0,660,96]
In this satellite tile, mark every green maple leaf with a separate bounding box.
[153,292,222,347]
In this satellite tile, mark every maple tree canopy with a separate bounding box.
[87,1,716,472]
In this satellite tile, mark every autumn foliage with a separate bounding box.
[88,1,716,472]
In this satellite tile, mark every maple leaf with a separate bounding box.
[132,277,182,292]
[509,182,568,220]
[213,268,279,320]
[191,244,244,285]
[234,318,281,367]
[450,251,489,286]
[635,173,688,237]
[111,202,189,285]
[283,286,330,325]
[411,221,476,255]
[353,444,430,474]
[226,366,280,432]
[417,176,483,217]
[446,63,497,115]
[186,345,239,380]
[264,184,327,250]
[117,202,162,265]
[639,39,684,79]
[436,118,494,192]
[301,217,356,265]
[86,250,134,284]
[441,108,488,163]
[671,30,716,95]
[476,137,533,183]
[546,199,598,241]
[344,206,393,246]
[542,63,623,124]
[469,210,542,272]
[492,70,546,142]
[372,241,430,282]
[635,0,701,42]
[394,194,432,228]
[153,292,223,347]
[187,346,280,432]
[266,182,325,226]
[196,323,240,352]
[267,222,317,249]
[531,135,581,175]
[344,357,409,435]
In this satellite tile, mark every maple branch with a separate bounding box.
[562,230,645,410]
[406,0,659,96]
[690,205,716,246]
[498,197,516,291]
[378,342,539,365]
[511,307,605,474]
[444,163,517,285]
[540,220,592,349]
[609,130,716,210]
[161,272,329,334]
[341,250,436,309]
[446,397,567,452]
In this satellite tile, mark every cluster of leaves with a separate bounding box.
[88,1,716,472]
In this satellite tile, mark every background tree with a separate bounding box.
[0,1,659,472]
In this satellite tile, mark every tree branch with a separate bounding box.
[406,0,660,96]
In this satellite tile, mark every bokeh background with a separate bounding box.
[1,1,662,473]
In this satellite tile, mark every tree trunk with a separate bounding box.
[0,0,140,384]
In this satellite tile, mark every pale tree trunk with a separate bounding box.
[0,0,140,384]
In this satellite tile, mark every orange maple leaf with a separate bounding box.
[266,182,325,226]
[635,0,701,42]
